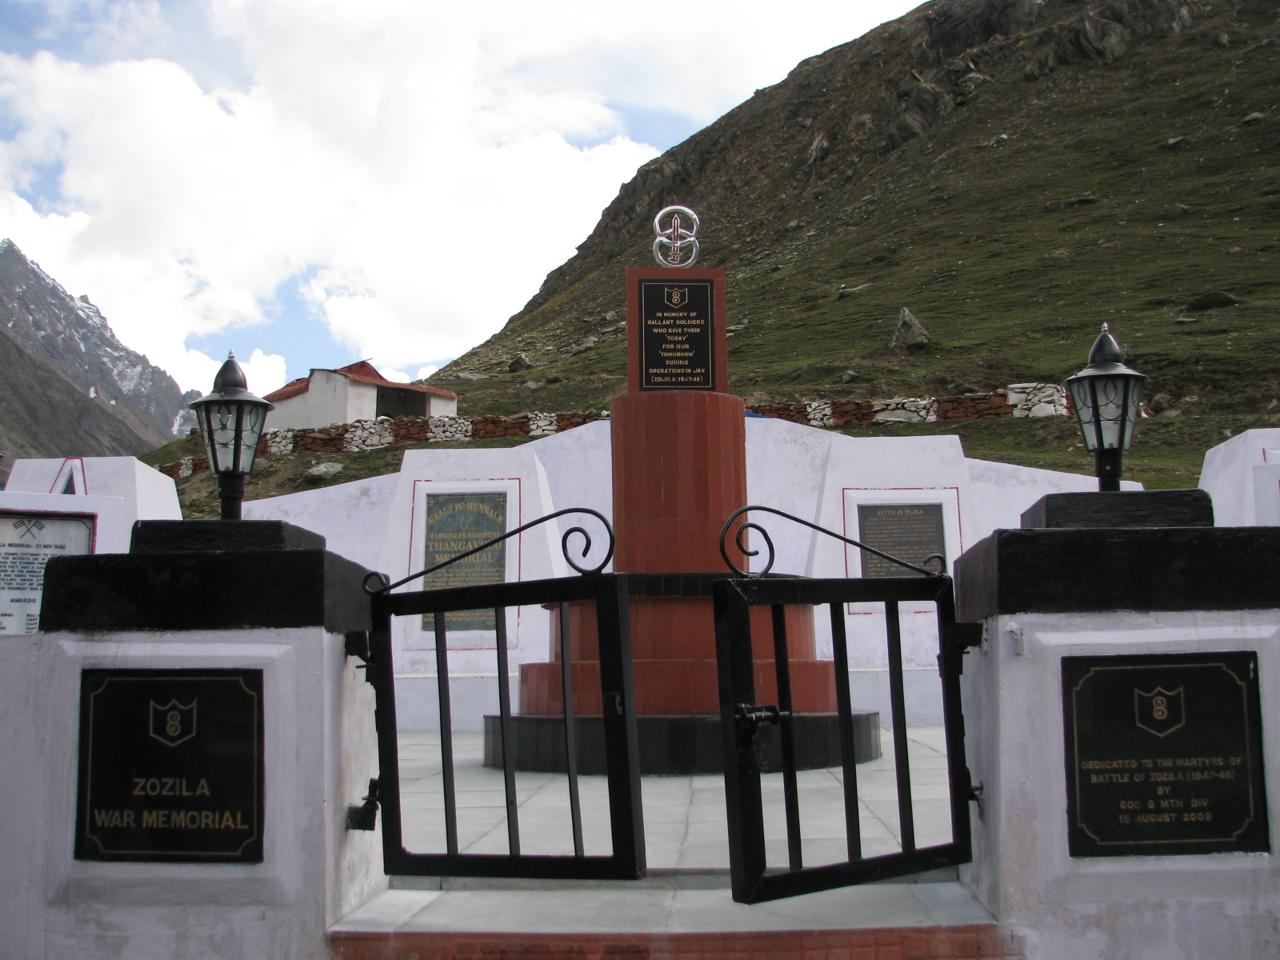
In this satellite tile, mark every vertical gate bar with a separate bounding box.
[828,601,862,860]
[771,602,803,871]
[494,606,521,856]
[885,600,916,852]
[371,593,407,870]
[935,580,973,856]
[559,601,585,857]
[597,576,645,877]
[715,580,767,902]
[433,611,459,856]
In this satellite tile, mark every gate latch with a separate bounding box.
[734,703,790,736]
[346,778,380,831]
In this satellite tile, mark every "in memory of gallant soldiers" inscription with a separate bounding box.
[1062,652,1268,857]
[639,280,714,390]
[75,669,264,863]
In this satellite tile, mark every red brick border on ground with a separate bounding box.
[329,924,1025,960]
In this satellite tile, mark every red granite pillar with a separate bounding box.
[519,267,834,716]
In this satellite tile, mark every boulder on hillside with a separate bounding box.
[890,307,932,351]
[1185,292,1241,312]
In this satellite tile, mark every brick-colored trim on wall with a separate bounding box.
[160,385,1067,479]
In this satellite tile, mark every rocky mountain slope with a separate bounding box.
[429,0,1279,418]
[0,240,198,470]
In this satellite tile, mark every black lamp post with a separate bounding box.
[1064,324,1147,492]
[190,352,273,520]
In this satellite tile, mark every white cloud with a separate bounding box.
[1,1,918,393]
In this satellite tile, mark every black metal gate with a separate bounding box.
[350,505,978,902]
[713,506,980,902]
[354,509,645,880]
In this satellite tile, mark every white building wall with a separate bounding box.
[425,394,458,417]
[267,370,355,431]
[345,380,378,423]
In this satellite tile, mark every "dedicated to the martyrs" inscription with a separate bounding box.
[1062,652,1268,857]
[639,280,714,390]
[75,669,264,862]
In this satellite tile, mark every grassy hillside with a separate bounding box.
[428,0,1278,418]
[151,0,1280,518]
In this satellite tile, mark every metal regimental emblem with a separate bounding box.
[653,205,700,268]
[149,698,198,748]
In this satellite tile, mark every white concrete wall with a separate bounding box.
[965,458,1138,537]
[4,456,181,521]
[244,473,399,573]
[962,610,1280,960]
[1199,428,1280,526]
[0,625,383,960]
[244,417,1144,728]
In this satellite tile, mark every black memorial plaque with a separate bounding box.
[855,503,946,577]
[639,279,714,390]
[1063,652,1268,857]
[75,668,264,863]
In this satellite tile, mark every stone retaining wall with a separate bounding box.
[159,385,1066,479]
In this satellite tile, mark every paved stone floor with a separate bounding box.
[332,724,1006,950]
[391,725,957,869]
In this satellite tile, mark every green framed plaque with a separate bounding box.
[422,492,508,632]
[75,668,264,863]
[1063,652,1268,857]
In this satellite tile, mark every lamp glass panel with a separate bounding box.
[1068,378,1098,451]
[1120,378,1143,451]
[200,401,240,473]
[238,403,266,473]
[1093,376,1127,450]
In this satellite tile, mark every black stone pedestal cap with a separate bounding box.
[1019,489,1213,530]
[955,526,1280,622]
[42,520,373,634]
[130,519,325,553]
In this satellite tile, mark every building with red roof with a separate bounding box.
[263,360,458,430]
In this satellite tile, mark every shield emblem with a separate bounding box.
[149,699,198,748]
[663,287,688,309]
[1134,686,1185,738]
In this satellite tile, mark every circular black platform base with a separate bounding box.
[482,712,881,775]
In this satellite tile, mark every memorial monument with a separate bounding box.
[514,207,841,772]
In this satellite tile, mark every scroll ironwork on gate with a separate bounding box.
[713,506,980,903]
[354,508,645,880]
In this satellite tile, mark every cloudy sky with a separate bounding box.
[0,0,918,395]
